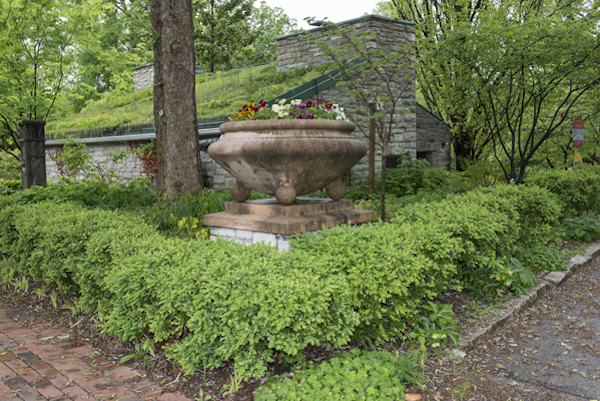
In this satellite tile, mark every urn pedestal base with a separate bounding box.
[204,198,376,250]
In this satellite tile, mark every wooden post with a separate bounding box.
[368,103,376,194]
[18,120,47,189]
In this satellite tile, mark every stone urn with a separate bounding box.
[208,119,367,205]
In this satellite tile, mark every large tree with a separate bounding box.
[377,0,493,170]
[234,1,298,67]
[193,0,255,73]
[67,0,153,112]
[150,0,203,199]
[443,0,600,182]
[0,0,99,159]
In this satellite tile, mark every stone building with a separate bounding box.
[45,15,451,188]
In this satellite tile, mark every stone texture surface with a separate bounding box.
[276,16,415,71]
[210,120,367,201]
[45,142,147,183]
[133,65,154,92]
[416,104,452,170]
[205,198,376,235]
[210,226,321,251]
[45,142,235,189]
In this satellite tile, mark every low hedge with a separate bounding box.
[0,199,458,379]
[0,179,576,379]
[525,165,600,216]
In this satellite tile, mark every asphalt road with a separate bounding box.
[431,256,600,400]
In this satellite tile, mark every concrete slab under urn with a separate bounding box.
[204,198,376,236]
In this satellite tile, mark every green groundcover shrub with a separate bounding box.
[255,349,423,401]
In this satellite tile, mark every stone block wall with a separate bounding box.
[45,141,235,189]
[416,104,452,170]
[133,64,204,92]
[276,15,416,71]
[46,143,147,181]
[133,65,154,92]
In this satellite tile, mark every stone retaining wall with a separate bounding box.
[45,141,235,189]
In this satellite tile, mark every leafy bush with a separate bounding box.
[409,302,459,348]
[471,185,563,246]
[385,158,471,198]
[392,192,519,274]
[390,186,560,297]
[289,222,461,344]
[8,202,151,293]
[0,151,20,181]
[0,179,21,196]
[513,245,565,272]
[557,212,600,243]
[525,165,600,216]
[255,349,423,401]
[15,178,156,210]
[348,158,471,202]
[0,178,575,380]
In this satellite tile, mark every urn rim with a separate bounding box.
[220,119,356,133]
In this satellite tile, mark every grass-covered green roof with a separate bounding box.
[46,63,323,138]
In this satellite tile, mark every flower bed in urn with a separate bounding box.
[208,100,367,205]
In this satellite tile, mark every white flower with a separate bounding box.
[291,99,302,105]
[431,342,440,348]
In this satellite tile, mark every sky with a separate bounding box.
[260,0,385,30]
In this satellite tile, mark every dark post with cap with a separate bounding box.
[18,120,47,189]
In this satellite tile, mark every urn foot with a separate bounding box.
[231,180,252,202]
[325,179,346,201]
[276,183,296,205]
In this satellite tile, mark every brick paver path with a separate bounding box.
[0,306,192,401]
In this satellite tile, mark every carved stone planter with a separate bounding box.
[208,119,367,204]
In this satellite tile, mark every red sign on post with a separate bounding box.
[572,116,585,148]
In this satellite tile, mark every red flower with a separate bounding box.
[326,103,333,109]
[306,101,313,108]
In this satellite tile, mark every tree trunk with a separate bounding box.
[380,141,387,222]
[150,0,202,200]
[368,103,376,194]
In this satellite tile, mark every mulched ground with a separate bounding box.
[0,240,591,400]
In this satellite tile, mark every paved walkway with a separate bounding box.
[0,307,192,401]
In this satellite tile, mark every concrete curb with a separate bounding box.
[457,242,600,352]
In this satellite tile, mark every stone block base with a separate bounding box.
[204,198,376,236]
[209,227,319,251]
[205,198,376,250]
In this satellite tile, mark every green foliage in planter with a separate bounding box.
[255,349,423,401]
[525,165,600,216]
